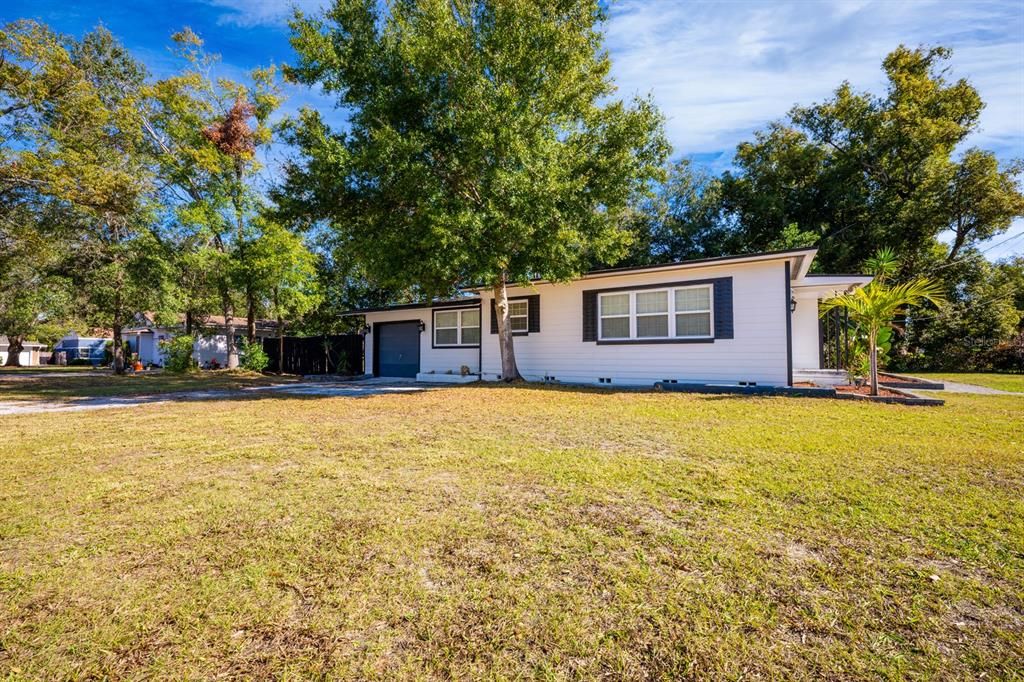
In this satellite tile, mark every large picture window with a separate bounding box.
[434,308,481,347]
[598,284,713,341]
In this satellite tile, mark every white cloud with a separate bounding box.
[205,0,326,27]
[605,0,1024,163]
[199,0,1024,259]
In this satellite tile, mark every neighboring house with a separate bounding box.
[52,332,111,365]
[123,325,173,367]
[0,337,47,366]
[125,315,279,367]
[346,248,870,387]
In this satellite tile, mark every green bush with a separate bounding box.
[240,338,269,372]
[162,335,196,373]
[68,358,94,366]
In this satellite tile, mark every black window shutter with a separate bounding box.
[582,290,597,342]
[491,295,541,334]
[712,276,734,339]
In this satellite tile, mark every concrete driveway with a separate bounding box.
[0,378,434,416]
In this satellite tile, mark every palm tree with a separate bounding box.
[821,275,945,396]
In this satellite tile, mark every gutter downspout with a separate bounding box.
[785,261,793,387]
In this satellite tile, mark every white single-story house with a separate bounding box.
[124,316,279,367]
[0,336,47,366]
[347,248,870,387]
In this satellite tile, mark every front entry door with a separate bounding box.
[376,322,420,377]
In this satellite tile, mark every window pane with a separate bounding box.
[601,316,630,338]
[461,309,480,327]
[637,314,668,337]
[510,315,528,332]
[676,312,711,337]
[600,293,629,316]
[436,328,458,345]
[636,291,668,314]
[509,300,528,317]
[675,286,710,312]
[461,326,480,344]
[435,311,458,328]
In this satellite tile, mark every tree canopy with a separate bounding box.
[283,0,669,378]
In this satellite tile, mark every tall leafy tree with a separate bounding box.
[0,21,80,362]
[716,46,1023,274]
[2,21,171,373]
[902,252,1022,370]
[617,158,732,266]
[245,219,322,372]
[0,212,73,365]
[144,29,282,367]
[284,0,668,379]
[61,27,173,373]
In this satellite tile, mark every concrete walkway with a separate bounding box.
[0,379,432,416]
[908,380,1022,396]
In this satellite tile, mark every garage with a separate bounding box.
[374,321,421,377]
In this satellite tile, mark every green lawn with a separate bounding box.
[0,365,97,374]
[1,384,1021,679]
[0,369,296,401]
[911,372,1024,393]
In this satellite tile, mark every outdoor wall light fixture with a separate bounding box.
[790,297,798,312]
[418,321,426,333]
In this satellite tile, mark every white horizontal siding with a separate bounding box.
[0,350,33,365]
[364,307,481,377]
[791,291,822,370]
[480,260,791,387]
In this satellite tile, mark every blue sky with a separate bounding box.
[5,0,1024,258]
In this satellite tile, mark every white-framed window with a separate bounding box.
[509,299,529,333]
[674,286,712,338]
[434,307,481,346]
[598,284,713,341]
[599,292,630,339]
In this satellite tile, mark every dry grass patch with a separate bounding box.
[1,385,1022,679]
[0,369,296,402]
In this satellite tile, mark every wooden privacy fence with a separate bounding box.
[261,334,364,375]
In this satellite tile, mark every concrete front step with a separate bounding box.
[793,369,847,386]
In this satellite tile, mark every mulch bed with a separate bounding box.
[836,385,905,398]
[878,372,946,391]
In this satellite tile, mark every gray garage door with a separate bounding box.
[376,322,420,378]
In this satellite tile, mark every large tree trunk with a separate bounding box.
[246,285,257,343]
[112,324,125,375]
[185,310,193,336]
[222,293,239,370]
[278,315,285,376]
[3,334,24,367]
[492,277,521,382]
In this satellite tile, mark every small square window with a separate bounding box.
[509,300,529,332]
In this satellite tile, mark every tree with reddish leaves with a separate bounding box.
[144,29,281,368]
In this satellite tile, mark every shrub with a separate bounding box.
[69,358,94,366]
[240,338,269,372]
[162,335,196,373]
[988,332,1024,373]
